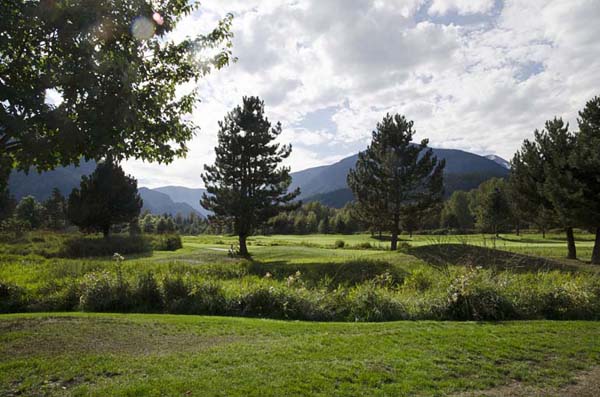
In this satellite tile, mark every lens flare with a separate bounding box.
[152,12,164,26]
[131,16,155,40]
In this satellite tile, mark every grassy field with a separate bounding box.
[1,313,600,396]
[1,231,600,395]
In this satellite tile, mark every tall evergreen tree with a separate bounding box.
[347,114,445,250]
[68,161,142,237]
[201,97,300,256]
[538,118,579,259]
[510,119,577,258]
[564,97,600,264]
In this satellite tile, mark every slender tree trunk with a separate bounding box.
[515,221,520,236]
[103,226,110,239]
[542,227,546,239]
[566,227,577,260]
[390,215,399,251]
[592,227,600,265]
[390,230,398,251]
[239,234,249,257]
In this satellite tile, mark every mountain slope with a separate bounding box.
[153,186,209,217]
[8,163,202,217]
[138,188,200,217]
[8,160,97,201]
[485,155,511,169]
[293,148,510,207]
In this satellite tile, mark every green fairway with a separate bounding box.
[1,313,599,396]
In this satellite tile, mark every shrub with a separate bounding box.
[187,282,227,315]
[132,272,163,312]
[356,242,372,249]
[403,268,435,292]
[0,282,27,313]
[79,271,131,312]
[35,281,80,312]
[150,234,183,251]
[334,240,345,248]
[239,286,310,319]
[161,275,191,313]
[348,283,406,322]
[444,268,515,321]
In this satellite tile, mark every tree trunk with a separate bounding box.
[592,227,600,265]
[566,227,577,260]
[238,234,249,257]
[103,226,110,239]
[515,221,520,236]
[390,230,398,251]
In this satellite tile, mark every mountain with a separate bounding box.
[8,160,98,201]
[485,155,511,169]
[8,162,202,217]
[292,148,510,207]
[153,186,210,217]
[138,188,199,217]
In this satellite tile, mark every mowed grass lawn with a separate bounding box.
[1,313,600,396]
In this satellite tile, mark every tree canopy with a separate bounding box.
[68,160,142,237]
[1,0,234,189]
[347,114,445,250]
[201,97,300,256]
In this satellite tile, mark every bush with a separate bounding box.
[444,268,515,321]
[132,272,163,312]
[79,271,131,312]
[334,240,345,249]
[356,242,372,249]
[161,275,191,313]
[34,281,79,312]
[0,282,27,313]
[348,283,407,322]
[239,286,310,319]
[61,235,151,258]
[150,234,183,251]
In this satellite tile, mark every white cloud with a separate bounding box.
[124,0,600,187]
[428,0,495,16]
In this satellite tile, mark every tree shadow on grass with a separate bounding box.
[408,244,579,273]
[245,259,408,287]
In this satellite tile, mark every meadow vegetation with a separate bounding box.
[2,231,599,322]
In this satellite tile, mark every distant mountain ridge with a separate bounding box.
[290,148,510,207]
[8,161,202,217]
[7,146,509,212]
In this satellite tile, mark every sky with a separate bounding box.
[123,0,600,188]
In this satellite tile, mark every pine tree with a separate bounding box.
[473,181,511,237]
[68,160,142,237]
[201,97,300,256]
[569,97,600,264]
[510,119,577,258]
[538,118,579,259]
[43,188,68,230]
[347,114,445,250]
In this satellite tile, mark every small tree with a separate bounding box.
[473,180,511,237]
[201,97,300,256]
[68,161,142,237]
[15,196,44,229]
[347,114,445,250]
[441,191,474,231]
[43,188,68,230]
